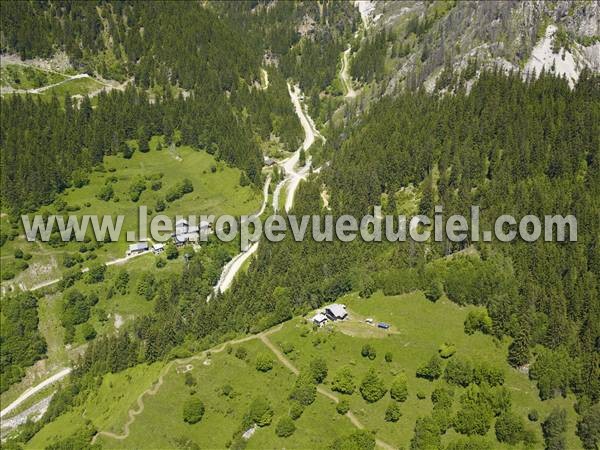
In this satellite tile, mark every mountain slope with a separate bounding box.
[349,0,599,94]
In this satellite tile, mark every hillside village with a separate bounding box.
[0,1,598,449]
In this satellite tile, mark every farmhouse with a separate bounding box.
[325,304,348,321]
[175,232,199,246]
[173,219,211,245]
[172,219,212,246]
[311,313,328,327]
[127,242,148,256]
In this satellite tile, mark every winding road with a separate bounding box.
[92,325,284,443]
[210,175,270,296]
[94,321,396,449]
[213,82,322,296]
[283,83,324,212]
[340,46,357,98]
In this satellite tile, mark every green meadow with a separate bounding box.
[34,338,355,450]
[268,291,579,449]
[57,254,185,345]
[0,65,104,100]
[38,76,104,99]
[27,290,580,449]
[0,254,185,411]
[1,145,261,289]
[0,64,67,90]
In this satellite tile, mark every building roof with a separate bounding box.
[175,232,199,243]
[326,304,347,318]
[128,242,148,251]
[175,219,189,227]
[311,313,328,323]
[152,243,165,250]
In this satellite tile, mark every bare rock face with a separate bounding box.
[361,0,599,95]
[556,0,599,37]
[1,50,72,73]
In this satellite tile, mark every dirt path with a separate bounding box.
[26,250,151,292]
[260,333,396,450]
[92,325,282,443]
[340,46,357,98]
[259,333,299,375]
[215,83,322,294]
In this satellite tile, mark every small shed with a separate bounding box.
[152,243,165,254]
[127,242,148,256]
[311,313,328,327]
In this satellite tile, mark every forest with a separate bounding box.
[215,0,359,120]
[1,1,321,213]
[0,1,260,88]
[1,1,599,448]
[0,293,47,393]
[0,87,264,212]
[7,69,598,449]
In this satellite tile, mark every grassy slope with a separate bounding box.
[25,410,88,449]
[268,291,579,449]
[0,64,66,90]
[0,255,184,410]
[1,68,105,100]
[0,146,260,409]
[96,339,355,449]
[1,146,261,289]
[39,76,104,99]
[84,363,165,432]
[31,338,354,449]
[27,291,581,449]
[63,254,183,345]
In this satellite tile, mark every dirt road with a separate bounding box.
[92,325,283,443]
[260,332,396,450]
[0,368,71,418]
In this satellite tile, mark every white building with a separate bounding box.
[325,304,348,321]
[311,313,328,327]
[175,232,199,246]
[127,242,148,256]
[173,219,211,245]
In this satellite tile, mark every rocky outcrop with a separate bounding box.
[361,1,599,94]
